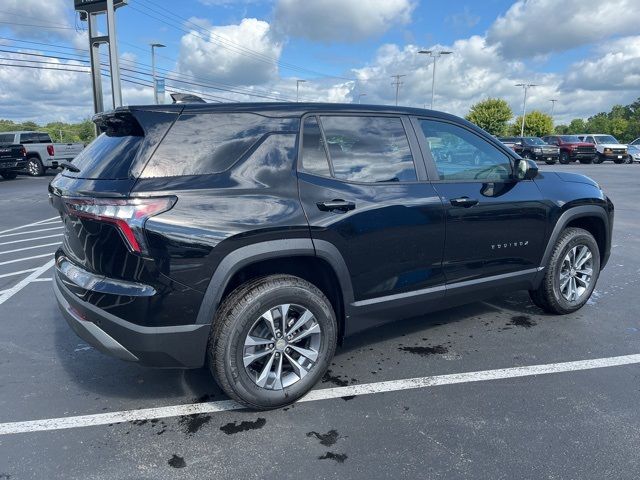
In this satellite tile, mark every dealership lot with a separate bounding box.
[1,165,639,479]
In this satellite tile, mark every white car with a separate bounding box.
[577,134,629,164]
[628,138,640,163]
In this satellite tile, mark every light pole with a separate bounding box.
[515,83,538,137]
[357,93,366,104]
[391,74,406,106]
[549,99,558,118]
[419,50,452,109]
[150,43,165,104]
[296,80,306,102]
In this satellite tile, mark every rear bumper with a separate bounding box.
[54,271,210,368]
[0,158,26,172]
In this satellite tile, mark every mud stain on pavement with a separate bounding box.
[318,452,347,463]
[306,429,340,446]
[341,395,356,401]
[179,414,211,435]
[322,369,349,387]
[508,315,536,328]
[168,455,186,469]
[220,418,266,435]
[399,345,448,356]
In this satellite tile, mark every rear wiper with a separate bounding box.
[59,161,80,173]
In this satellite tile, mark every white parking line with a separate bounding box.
[0,259,55,306]
[0,234,63,247]
[1,353,639,436]
[0,268,38,279]
[0,242,61,255]
[0,253,53,267]
[0,216,60,236]
[31,277,52,282]
[0,226,63,239]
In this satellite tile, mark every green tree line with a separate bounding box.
[466,97,640,142]
[0,119,96,144]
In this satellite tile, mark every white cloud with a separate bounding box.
[486,0,640,58]
[177,18,283,85]
[0,0,76,40]
[273,0,415,42]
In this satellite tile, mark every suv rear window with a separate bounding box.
[67,133,142,179]
[140,113,298,178]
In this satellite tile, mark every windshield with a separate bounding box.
[524,137,545,145]
[559,135,582,142]
[594,135,618,144]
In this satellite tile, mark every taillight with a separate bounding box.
[47,144,55,156]
[62,196,177,254]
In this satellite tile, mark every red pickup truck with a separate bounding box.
[541,135,597,164]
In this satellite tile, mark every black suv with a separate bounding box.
[50,103,613,409]
[498,136,560,164]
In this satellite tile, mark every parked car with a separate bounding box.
[0,142,27,180]
[627,143,640,163]
[0,131,84,176]
[50,103,613,409]
[576,134,628,164]
[541,135,597,164]
[498,137,559,164]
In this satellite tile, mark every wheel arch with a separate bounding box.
[195,239,354,342]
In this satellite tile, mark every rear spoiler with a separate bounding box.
[92,110,144,136]
[171,93,206,104]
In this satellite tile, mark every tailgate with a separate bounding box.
[55,143,84,159]
[0,144,24,159]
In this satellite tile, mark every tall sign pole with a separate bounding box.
[75,0,127,114]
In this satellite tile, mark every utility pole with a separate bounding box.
[357,93,366,104]
[105,0,122,108]
[549,99,558,118]
[515,83,538,137]
[150,43,166,104]
[296,80,306,102]
[419,50,452,109]
[391,74,406,106]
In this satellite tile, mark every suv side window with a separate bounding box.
[0,134,14,143]
[318,115,417,183]
[418,119,512,181]
[300,116,331,177]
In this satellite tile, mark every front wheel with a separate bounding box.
[1,172,18,180]
[209,275,337,409]
[593,154,604,164]
[559,151,570,164]
[529,227,600,314]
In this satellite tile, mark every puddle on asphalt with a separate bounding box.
[220,418,266,435]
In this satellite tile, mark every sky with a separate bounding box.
[0,0,639,125]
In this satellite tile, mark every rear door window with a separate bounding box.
[67,133,143,179]
[300,116,331,177]
[318,115,417,183]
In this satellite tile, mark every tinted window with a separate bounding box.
[319,116,416,183]
[141,113,298,178]
[419,119,512,181]
[559,135,581,142]
[300,116,331,177]
[67,133,142,179]
[0,134,14,143]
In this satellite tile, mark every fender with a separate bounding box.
[534,205,610,285]
[194,238,355,325]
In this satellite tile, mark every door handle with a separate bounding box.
[450,197,479,208]
[316,199,356,212]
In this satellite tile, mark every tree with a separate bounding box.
[510,110,554,137]
[566,118,587,134]
[465,98,513,136]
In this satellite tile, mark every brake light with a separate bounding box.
[47,144,55,156]
[62,196,177,254]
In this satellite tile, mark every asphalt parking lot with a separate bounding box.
[1,164,639,479]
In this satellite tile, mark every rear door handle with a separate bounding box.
[316,199,356,212]
[450,197,479,208]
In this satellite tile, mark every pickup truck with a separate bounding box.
[0,143,27,180]
[0,131,84,176]
[576,134,629,164]
[541,135,597,164]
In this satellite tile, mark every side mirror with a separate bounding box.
[515,158,538,180]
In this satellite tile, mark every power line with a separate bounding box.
[391,74,406,106]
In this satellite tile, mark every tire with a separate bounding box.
[1,172,18,180]
[578,157,593,164]
[559,151,570,164]
[613,157,625,164]
[545,159,557,165]
[593,154,604,164]
[529,227,600,315]
[208,274,337,410]
[26,157,44,176]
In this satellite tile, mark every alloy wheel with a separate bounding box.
[243,303,321,390]
[559,244,593,302]
[28,160,39,176]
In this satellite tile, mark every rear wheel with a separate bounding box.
[26,157,44,176]
[1,172,18,180]
[209,275,337,409]
[559,151,570,164]
[529,227,600,314]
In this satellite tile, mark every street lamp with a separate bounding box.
[419,50,452,109]
[296,79,306,102]
[150,43,165,104]
[357,93,366,104]
[515,83,538,137]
